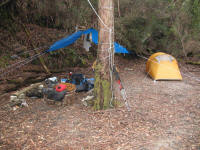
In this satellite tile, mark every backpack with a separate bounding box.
[70,74,88,92]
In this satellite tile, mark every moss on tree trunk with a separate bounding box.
[93,0,114,110]
[93,64,112,110]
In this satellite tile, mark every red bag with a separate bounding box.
[55,84,67,92]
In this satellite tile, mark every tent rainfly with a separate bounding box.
[146,52,182,80]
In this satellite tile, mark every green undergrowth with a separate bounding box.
[45,47,94,69]
[0,55,11,68]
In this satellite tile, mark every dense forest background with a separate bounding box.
[0,0,200,69]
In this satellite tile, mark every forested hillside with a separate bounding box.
[0,0,200,69]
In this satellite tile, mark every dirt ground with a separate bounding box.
[0,58,200,150]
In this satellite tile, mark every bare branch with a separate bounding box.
[0,0,11,7]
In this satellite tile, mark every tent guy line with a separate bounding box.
[0,28,129,78]
[0,52,46,78]
[136,54,200,82]
[0,29,199,83]
[87,0,110,30]
[0,28,199,83]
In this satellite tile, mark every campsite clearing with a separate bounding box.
[0,58,200,150]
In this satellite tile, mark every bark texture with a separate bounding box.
[94,0,114,110]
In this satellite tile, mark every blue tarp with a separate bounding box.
[47,31,83,52]
[114,42,129,54]
[83,28,98,44]
[47,28,130,54]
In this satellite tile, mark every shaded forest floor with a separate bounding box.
[0,57,200,150]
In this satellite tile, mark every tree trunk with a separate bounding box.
[94,0,114,110]
[118,0,121,17]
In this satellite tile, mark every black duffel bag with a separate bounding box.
[43,88,66,101]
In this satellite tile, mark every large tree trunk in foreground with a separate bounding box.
[94,0,114,110]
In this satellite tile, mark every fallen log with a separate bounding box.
[1,73,51,95]
[9,82,43,107]
[13,82,42,97]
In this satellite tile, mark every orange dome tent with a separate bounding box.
[146,52,182,80]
